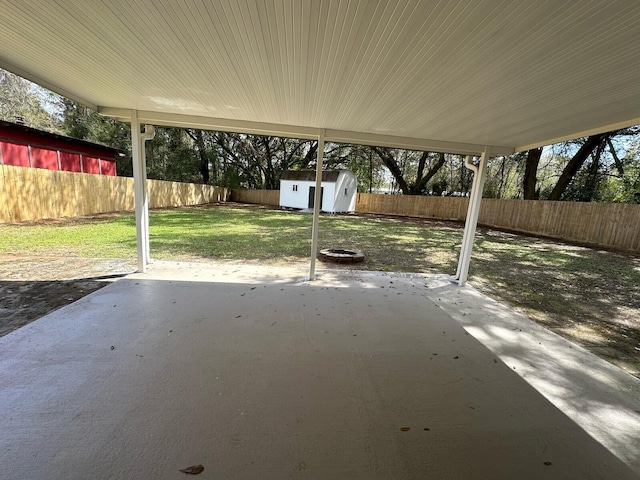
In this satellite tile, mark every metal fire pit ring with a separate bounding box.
[318,248,365,264]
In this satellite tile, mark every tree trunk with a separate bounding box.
[372,146,410,194]
[186,129,210,184]
[300,142,318,169]
[523,148,542,200]
[608,139,625,176]
[548,134,607,201]
[414,152,446,193]
[368,148,373,193]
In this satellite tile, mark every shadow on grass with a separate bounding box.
[145,207,464,273]
[470,228,640,371]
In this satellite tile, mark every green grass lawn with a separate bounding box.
[1,203,639,375]
[0,205,463,272]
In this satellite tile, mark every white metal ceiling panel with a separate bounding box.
[0,0,639,153]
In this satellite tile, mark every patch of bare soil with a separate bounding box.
[0,255,136,338]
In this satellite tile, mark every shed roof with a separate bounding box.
[280,170,342,182]
[0,1,638,156]
[0,120,121,157]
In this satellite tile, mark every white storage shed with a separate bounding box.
[279,169,357,213]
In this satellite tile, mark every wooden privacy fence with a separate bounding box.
[478,198,640,252]
[357,193,640,252]
[231,188,280,206]
[0,164,228,223]
[356,193,469,221]
[226,189,640,252]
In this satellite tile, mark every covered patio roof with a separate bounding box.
[1,0,639,155]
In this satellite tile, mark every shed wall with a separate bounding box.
[280,173,356,212]
[279,179,311,209]
[322,183,336,212]
[332,171,357,212]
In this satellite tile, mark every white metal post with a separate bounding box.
[309,130,325,280]
[455,148,490,286]
[455,156,476,280]
[141,125,155,264]
[130,110,148,273]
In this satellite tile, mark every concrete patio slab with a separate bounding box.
[0,261,638,479]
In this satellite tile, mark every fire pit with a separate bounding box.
[318,248,365,264]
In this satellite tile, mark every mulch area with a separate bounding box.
[0,255,135,338]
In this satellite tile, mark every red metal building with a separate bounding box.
[0,120,120,176]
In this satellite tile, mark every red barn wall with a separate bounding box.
[0,123,119,176]
[31,147,59,170]
[1,142,30,167]
[59,152,82,172]
[100,159,116,176]
[82,156,101,174]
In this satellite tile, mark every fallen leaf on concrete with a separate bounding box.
[400,427,410,432]
[179,465,204,474]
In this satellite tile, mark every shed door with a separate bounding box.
[308,186,324,209]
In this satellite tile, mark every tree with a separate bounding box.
[211,133,320,189]
[185,129,214,184]
[0,68,60,131]
[371,147,446,195]
[522,148,543,200]
[516,127,640,202]
[547,134,609,200]
[335,145,386,193]
[59,98,132,175]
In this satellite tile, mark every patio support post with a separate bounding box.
[140,124,156,265]
[309,129,325,280]
[455,148,490,286]
[130,111,153,273]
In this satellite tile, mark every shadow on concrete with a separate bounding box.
[1,262,637,479]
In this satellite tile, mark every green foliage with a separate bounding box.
[599,160,640,204]
[428,155,472,196]
[58,98,133,175]
[482,156,521,199]
[4,68,640,203]
[0,68,61,131]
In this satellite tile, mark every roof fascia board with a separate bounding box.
[325,129,513,157]
[100,108,513,156]
[0,59,98,111]
[515,116,640,153]
[99,108,320,140]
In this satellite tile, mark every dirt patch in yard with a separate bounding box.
[0,255,135,337]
